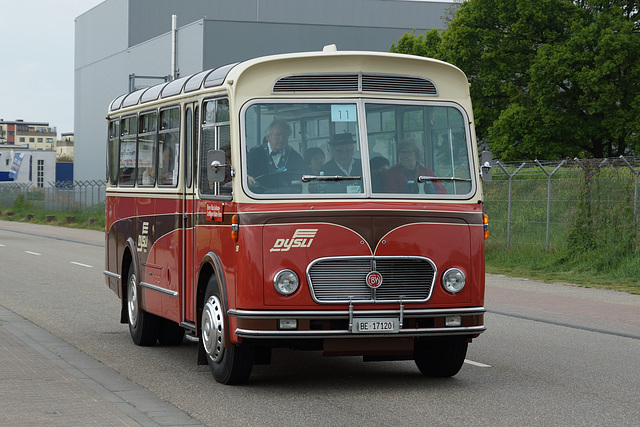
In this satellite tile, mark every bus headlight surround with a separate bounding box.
[442,268,465,294]
[274,269,299,296]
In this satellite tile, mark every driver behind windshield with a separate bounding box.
[247,119,306,187]
[320,133,362,177]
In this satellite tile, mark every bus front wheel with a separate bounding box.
[126,261,159,346]
[201,277,253,384]
[414,339,468,378]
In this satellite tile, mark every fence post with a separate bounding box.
[535,159,565,251]
[619,155,639,249]
[496,161,526,249]
[574,158,608,211]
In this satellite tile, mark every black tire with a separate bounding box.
[126,261,159,346]
[414,339,468,378]
[201,276,254,384]
[158,318,185,346]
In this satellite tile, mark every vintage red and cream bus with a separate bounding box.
[104,45,491,384]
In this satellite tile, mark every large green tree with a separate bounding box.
[391,0,640,160]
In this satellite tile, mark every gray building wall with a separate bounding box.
[74,0,454,181]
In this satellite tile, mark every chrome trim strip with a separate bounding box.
[180,321,196,332]
[228,307,486,319]
[103,270,121,280]
[235,325,486,339]
[139,281,179,297]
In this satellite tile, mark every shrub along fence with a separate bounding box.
[484,156,640,253]
[0,180,106,213]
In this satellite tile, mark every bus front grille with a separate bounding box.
[307,256,436,303]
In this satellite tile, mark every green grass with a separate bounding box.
[485,245,640,295]
[0,195,104,231]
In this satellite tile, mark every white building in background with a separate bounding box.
[74,0,456,180]
[0,147,57,187]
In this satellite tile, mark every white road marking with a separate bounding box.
[464,359,492,368]
[0,244,5,247]
[70,261,93,268]
[25,251,41,256]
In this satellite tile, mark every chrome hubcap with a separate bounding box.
[127,273,138,328]
[202,295,224,362]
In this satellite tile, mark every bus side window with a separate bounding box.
[137,111,157,186]
[119,115,137,186]
[108,119,119,185]
[158,107,180,187]
[200,124,216,195]
[200,98,231,197]
[219,124,232,195]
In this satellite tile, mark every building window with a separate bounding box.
[37,159,44,188]
[29,137,35,142]
[37,138,43,143]
[19,137,25,142]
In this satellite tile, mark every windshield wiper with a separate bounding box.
[417,175,472,183]
[301,175,362,182]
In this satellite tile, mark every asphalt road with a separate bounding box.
[1,221,639,426]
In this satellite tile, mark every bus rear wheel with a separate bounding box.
[414,339,468,378]
[126,261,159,346]
[201,277,253,384]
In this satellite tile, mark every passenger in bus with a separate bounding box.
[143,144,174,185]
[384,140,446,194]
[304,147,325,175]
[141,164,155,185]
[321,133,362,177]
[247,119,306,187]
[157,144,175,185]
[370,156,390,193]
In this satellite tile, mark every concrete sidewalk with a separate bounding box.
[0,305,202,427]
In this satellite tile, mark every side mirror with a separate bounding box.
[207,149,227,183]
[480,151,492,183]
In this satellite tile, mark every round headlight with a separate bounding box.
[274,269,299,295]
[442,268,465,294]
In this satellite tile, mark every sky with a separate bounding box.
[0,0,104,137]
[0,0,453,139]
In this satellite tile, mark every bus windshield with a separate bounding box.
[243,101,474,197]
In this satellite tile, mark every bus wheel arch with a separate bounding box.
[122,240,159,346]
[119,248,133,324]
[196,252,227,336]
[196,253,254,384]
[201,274,254,384]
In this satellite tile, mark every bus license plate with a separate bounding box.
[354,318,399,333]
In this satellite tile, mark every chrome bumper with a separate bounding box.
[229,306,486,339]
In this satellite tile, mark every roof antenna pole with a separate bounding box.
[171,14,177,80]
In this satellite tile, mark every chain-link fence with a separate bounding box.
[484,156,640,252]
[2,157,639,253]
[0,180,106,212]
